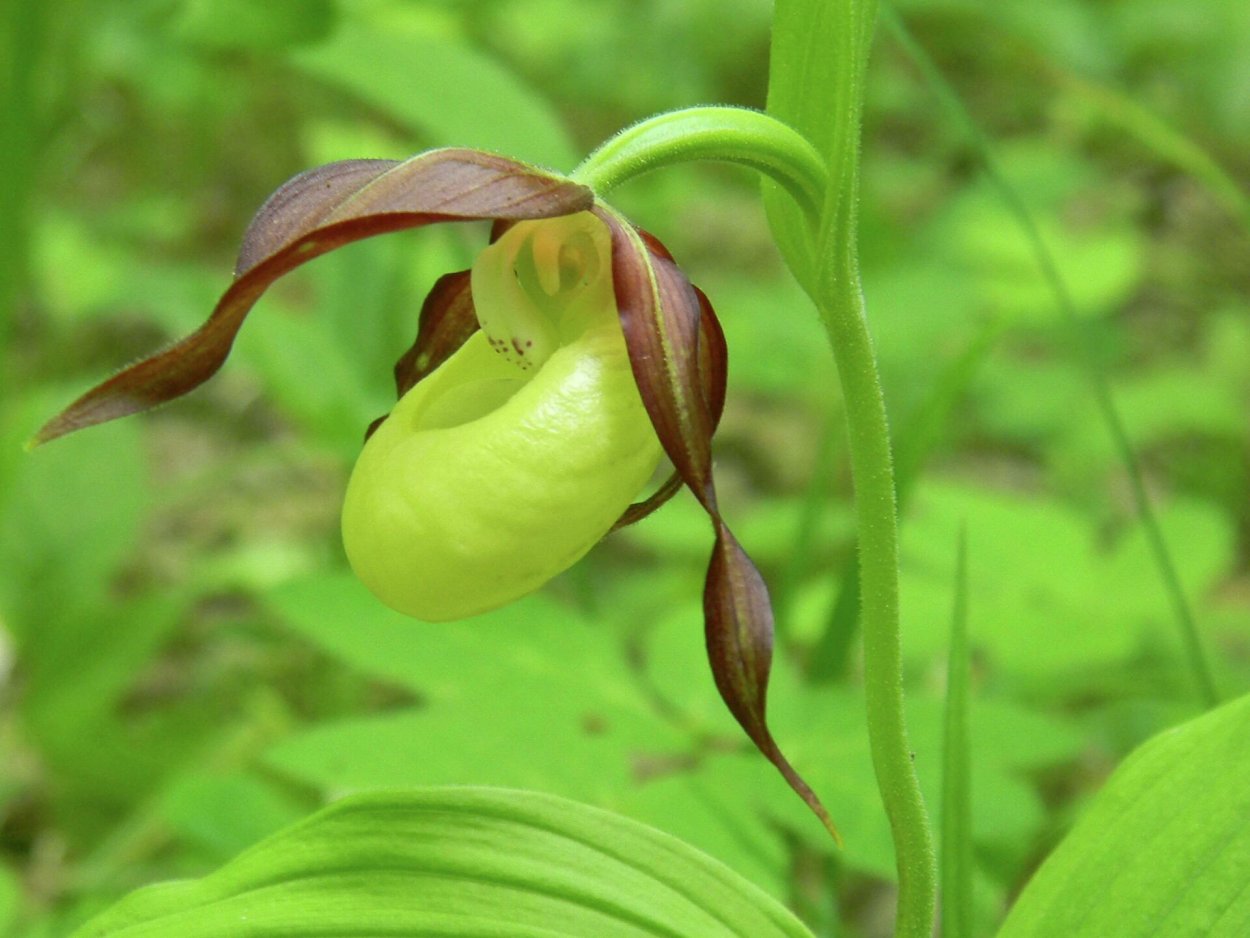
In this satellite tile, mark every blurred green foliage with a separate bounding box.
[1,1,1247,935]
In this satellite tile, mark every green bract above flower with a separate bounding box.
[33,146,838,840]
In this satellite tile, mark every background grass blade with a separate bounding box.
[1049,70,1250,231]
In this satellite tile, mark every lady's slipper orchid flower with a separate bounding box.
[34,146,837,838]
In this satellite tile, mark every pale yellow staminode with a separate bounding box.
[341,212,663,620]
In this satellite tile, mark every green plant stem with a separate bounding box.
[804,4,936,935]
[884,6,1220,708]
[815,270,936,938]
[571,106,826,224]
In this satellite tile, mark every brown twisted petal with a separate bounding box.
[595,205,840,842]
[612,279,727,530]
[33,150,591,446]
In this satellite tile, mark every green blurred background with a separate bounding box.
[1,1,1247,935]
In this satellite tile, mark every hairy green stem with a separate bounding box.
[804,3,936,934]
[815,265,936,938]
[572,106,826,224]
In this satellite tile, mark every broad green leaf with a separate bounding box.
[265,579,796,902]
[265,573,649,705]
[641,595,1078,884]
[641,600,744,736]
[972,357,1090,447]
[641,618,1076,885]
[21,593,186,795]
[73,788,814,938]
[262,685,686,808]
[1052,363,1249,490]
[764,683,1069,881]
[263,573,689,801]
[1000,692,1250,937]
[613,759,793,903]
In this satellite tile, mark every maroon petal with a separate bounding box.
[613,283,727,529]
[232,159,399,277]
[706,526,841,845]
[392,269,477,399]
[32,150,591,446]
[692,284,728,432]
[597,206,840,841]
[599,209,714,500]
[362,268,480,441]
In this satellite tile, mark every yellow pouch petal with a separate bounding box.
[342,213,662,620]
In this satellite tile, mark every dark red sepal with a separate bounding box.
[597,205,840,842]
[614,283,727,529]
[392,269,478,399]
[362,269,481,441]
[33,150,591,446]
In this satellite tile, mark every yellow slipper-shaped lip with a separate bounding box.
[342,212,662,621]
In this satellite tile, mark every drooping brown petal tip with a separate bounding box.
[706,527,843,847]
[599,205,840,843]
[31,149,592,448]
